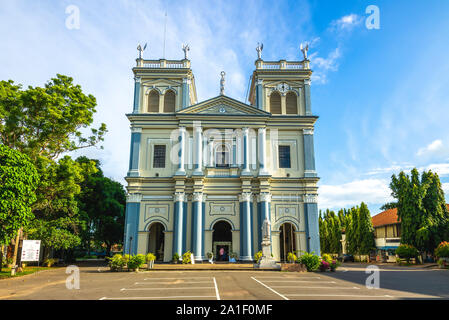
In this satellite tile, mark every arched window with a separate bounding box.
[270,92,281,114]
[148,90,159,113]
[163,90,175,113]
[215,144,230,168]
[286,92,298,114]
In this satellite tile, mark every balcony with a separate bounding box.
[255,60,309,70]
[136,59,190,69]
[205,167,240,177]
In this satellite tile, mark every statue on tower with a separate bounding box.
[220,71,226,95]
[300,42,309,60]
[137,43,147,59]
[256,42,263,60]
[182,43,190,60]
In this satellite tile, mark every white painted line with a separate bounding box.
[121,287,215,291]
[285,294,393,298]
[135,281,211,285]
[100,296,217,300]
[260,280,336,283]
[143,277,212,280]
[213,277,220,300]
[255,277,321,280]
[251,277,289,300]
[271,286,360,290]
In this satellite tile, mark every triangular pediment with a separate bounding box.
[177,95,270,115]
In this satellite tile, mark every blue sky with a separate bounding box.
[1,0,449,215]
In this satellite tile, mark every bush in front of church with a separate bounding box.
[182,251,192,264]
[298,251,320,272]
[254,251,262,263]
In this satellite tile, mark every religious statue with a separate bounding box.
[262,218,271,242]
[220,71,226,95]
[137,43,147,59]
[255,217,280,269]
[300,42,309,60]
[182,43,190,59]
[256,42,263,59]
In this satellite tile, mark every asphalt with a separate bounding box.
[0,262,448,300]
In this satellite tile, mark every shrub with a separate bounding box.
[123,254,131,265]
[395,244,419,263]
[44,258,58,267]
[145,253,156,262]
[206,252,214,260]
[182,251,192,264]
[254,251,263,263]
[330,260,339,271]
[321,254,333,264]
[173,253,180,262]
[128,254,146,271]
[108,254,126,271]
[435,241,449,259]
[287,252,297,263]
[298,251,320,272]
[319,260,330,272]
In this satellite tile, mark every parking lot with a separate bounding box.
[1,263,448,300]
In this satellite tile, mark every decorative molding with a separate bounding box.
[134,77,141,83]
[209,202,236,216]
[303,194,318,203]
[304,79,311,86]
[239,192,253,202]
[174,192,186,202]
[256,78,263,85]
[206,195,238,200]
[142,195,173,200]
[126,193,142,203]
[257,192,272,202]
[131,127,142,133]
[144,204,169,223]
[303,128,314,135]
[182,78,191,84]
[193,192,204,202]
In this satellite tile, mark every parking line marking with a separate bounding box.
[271,286,360,290]
[121,287,215,291]
[255,277,321,280]
[260,280,336,283]
[285,294,393,298]
[135,281,211,285]
[213,277,220,300]
[251,277,289,300]
[100,295,217,300]
[143,277,212,280]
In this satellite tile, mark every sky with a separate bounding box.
[1,0,449,215]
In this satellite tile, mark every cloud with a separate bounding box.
[420,163,449,176]
[416,139,443,156]
[310,47,341,84]
[318,178,393,210]
[329,14,363,32]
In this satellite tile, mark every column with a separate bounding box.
[242,127,251,175]
[304,79,312,115]
[124,193,141,255]
[193,125,203,175]
[303,128,317,177]
[232,137,237,167]
[255,78,263,110]
[127,127,141,177]
[132,77,141,113]
[258,127,269,175]
[191,192,205,260]
[182,78,191,109]
[173,192,186,258]
[239,192,253,260]
[257,192,271,251]
[304,194,321,255]
[175,127,186,175]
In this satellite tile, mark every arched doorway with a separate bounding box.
[148,222,165,261]
[212,220,232,261]
[279,223,296,262]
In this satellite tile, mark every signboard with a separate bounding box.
[21,240,41,262]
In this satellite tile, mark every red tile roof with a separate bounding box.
[372,204,449,227]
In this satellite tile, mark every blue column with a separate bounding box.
[257,193,271,251]
[304,79,312,115]
[124,194,141,255]
[242,128,251,175]
[303,129,317,178]
[239,192,253,260]
[182,78,190,109]
[132,77,141,113]
[304,197,320,256]
[256,79,263,110]
[175,127,186,175]
[191,193,205,260]
[173,192,185,258]
[128,128,141,177]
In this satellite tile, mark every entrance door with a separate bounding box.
[279,223,296,262]
[148,222,165,261]
[212,221,232,261]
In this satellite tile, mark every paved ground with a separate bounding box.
[1,262,448,300]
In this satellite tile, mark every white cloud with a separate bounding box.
[329,14,363,32]
[310,47,341,84]
[416,139,443,156]
[420,163,449,176]
[318,178,393,210]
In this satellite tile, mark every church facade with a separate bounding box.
[124,46,320,262]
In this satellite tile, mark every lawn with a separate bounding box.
[0,266,53,279]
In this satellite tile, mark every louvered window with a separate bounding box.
[270,92,281,114]
[286,92,297,114]
[148,90,159,112]
[164,90,175,113]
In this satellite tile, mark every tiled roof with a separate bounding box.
[372,204,449,227]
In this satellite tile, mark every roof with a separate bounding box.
[372,204,449,228]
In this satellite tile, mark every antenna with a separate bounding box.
[163,12,167,58]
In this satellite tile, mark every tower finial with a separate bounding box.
[137,43,147,59]
[300,42,309,60]
[256,42,263,60]
[220,71,226,95]
[182,43,190,60]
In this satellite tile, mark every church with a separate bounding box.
[124,43,320,262]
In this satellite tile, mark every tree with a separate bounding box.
[0,144,39,271]
[356,202,375,255]
[345,207,358,255]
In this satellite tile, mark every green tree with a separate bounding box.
[0,145,39,271]
[345,207,358,255]
[356,202,376,255]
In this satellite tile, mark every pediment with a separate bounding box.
[177,95,270,116]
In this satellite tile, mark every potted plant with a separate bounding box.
[287,252,297,263]
[127,254,145,272]
[319,260,330,272]
[108,254,126,271]
[172,253,180,264]
[182,251,192,264]
[146,253,156,269]
[229,252,238,263]
[254,251,263,263]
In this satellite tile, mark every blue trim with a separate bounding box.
[182,82,189,108]
[128,132,141,173]
[202,202,205,257]
[256,83,263,110]
[239,202,243,257]
[133,80,140,113]
[124,202,140,255]
[304,203,320,255]
[303,134,316,177]
[172,201,184,256]
[143,219,168,231]
[182,201,187,253]
[257,202,262,251]
[241,200,252,258]
[209,217,236,230]
[304,83,311,115]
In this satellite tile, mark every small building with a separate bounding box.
[372,209,401,262]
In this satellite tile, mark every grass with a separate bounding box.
[0,266,53,279]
